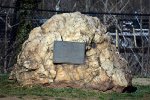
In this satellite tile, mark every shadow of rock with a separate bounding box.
[122,85,137,93]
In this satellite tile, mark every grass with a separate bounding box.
[0,74,150,100]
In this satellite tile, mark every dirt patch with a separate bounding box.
[0,96,40,100]
[0,96,90,100]
[132,78,150,86]
[143,93,150,100]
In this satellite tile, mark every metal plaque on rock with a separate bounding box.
[53,41,86,64]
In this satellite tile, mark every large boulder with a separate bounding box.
[10,12,132,92]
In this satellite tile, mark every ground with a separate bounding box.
[0,74,150,100]
[132,78,150,86]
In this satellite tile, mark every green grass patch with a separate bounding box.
[0,74,150,100]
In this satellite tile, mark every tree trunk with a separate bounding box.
[3,15,8,73]
[103,0,108,25]
[85,0,91,12]
[55,0,61,14]
[11,0,20,44]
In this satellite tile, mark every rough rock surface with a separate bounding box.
[10,12,132,92]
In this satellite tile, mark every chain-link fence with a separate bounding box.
[0,6,150,77]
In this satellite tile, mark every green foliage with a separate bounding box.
[14,0,40,56]
[0,74,150,100]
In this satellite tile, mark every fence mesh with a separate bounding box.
[0,7,150,77]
